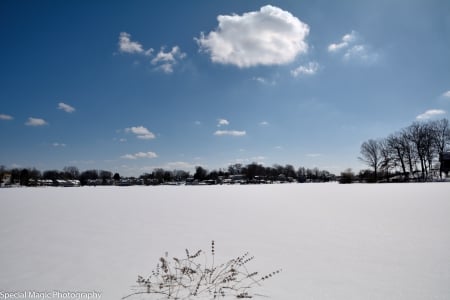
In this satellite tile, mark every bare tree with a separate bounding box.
[194,166,208,181]
[403,121,445,180]
[228,164,243,175]
[406,122,428,180]
[399,128,417,177]
[284,164,297,179]
[423,122,437,176]
[359,139,383,181]
[431,119,450,178]
[63,166,80,180]
[99,170,112,184]
[379,138,393,175]
[153,168,165,184]
[432,119,450,153]
[385,133,407,177]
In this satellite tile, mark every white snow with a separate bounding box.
[1,183,450,299]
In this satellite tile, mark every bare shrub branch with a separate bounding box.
[122,241,281,300]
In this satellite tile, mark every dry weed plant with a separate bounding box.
[122,241,281,300]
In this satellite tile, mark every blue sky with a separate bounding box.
[1,0,450,176]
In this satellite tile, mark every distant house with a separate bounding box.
[38,179,54,186]
[55,179,80,187]
[439,152,450,176]
[1,173,11,187]
[230,174,246,184]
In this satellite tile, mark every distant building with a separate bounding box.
[439,152,450,176]
[230,174,246,184]
[56,179,80,187]
[1,173,11,187]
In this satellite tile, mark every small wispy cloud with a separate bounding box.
[121,151,158,160]
[230,158,248,164]
[306,153,321,157]
[217,119,230,127]
[58,102,75,113]
[328,31,378,63]
[343,45,378,63]
[252,77,276,85]
[230,156,266,165]
[68,160,95,165]
[416,109,446,120]
[118,32,145,54]
[166,161,196,170]
[291,61,319,77]
[113,137,127,143]
[52,142,67,147]
[117,32,184,73]
[125,126,155,139]
[253,77,268,84]
[259,121,269,126]
[25,117,48,126]
[252,156,266,161]
[328,31,357,52]
[214,130,246,136]
[152,46,186,74]
[0,114,13,120]
[121,154,137,160]
[442,91,450,98]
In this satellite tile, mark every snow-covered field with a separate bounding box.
[1,183,450,300]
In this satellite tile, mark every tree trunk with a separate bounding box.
[419,156,425,181]
[396,148,407,178]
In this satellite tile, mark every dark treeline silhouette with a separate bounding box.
[0,166,117,187]
[119,163,335,185]
[0,163,335,187]
[359,118,450,182]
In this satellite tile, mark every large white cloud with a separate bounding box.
[25,117,47,126]
[416,109,446,120]
[125,126,155,140]
[196,5,310,68]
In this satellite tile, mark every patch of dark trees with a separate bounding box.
[357,118,450,183]
[0,163,336,187]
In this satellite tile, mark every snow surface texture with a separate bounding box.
[0,183,449,300]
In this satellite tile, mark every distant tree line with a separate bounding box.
[0,163,336,187]
[359,118,450,182]
[0,166,117,186]
[138,163,335,185]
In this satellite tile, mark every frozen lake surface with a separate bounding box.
[1,183,450,300]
